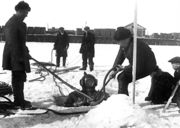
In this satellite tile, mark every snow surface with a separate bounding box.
[0,42,180,128]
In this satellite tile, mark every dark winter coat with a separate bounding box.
[149,69,174,104]
[79,31,95,57]
[113,38,157,78]
[173,70,180,108]
[2,15,30,73]
[174,70,180,83]
[54,31,69,57]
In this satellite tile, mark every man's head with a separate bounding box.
[84,26,90,32]
[114,27,132,48]
[168,57,180,71]
[59,27,64,33]
[15,1,31,21]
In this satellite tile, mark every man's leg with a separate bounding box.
[88,57,94,71]
[145,74,155,101]
[56,56,60,67]
[63,56,66,67]
[117,76,130,95]
[117,69,132,96]
[12,71,31,109]
[80,54,87,70]
[56,51,60,67]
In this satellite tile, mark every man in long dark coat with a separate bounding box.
[110,27,157,95]
[54,27,69,67]
[2,1,32,109]
[79,26,95,71]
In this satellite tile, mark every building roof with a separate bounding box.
[125,23,146,30]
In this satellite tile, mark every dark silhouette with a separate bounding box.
[2,1,32,109]
[110,27,157,96]
[79,26,95,71]
[54,27,69,67]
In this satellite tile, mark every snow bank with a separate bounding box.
[76,94,171,128]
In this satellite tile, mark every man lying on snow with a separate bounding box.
[64,72,109,107]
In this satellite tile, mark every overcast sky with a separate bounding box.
[1,0,180,34]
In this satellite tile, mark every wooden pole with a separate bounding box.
[132,0,137,104]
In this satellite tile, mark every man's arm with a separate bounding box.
[113,45,125,68]
[53,34,59,49]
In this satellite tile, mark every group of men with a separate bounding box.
[2,1,180,110]
[53,26,95,72]
[1,1,96,109]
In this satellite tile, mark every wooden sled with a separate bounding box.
[50,95,93,115]
[47,105,95,115]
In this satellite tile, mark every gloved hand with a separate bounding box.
[109,70,116,79]
[109,65,124,79]
[115,65,124,71]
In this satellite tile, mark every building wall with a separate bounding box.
[125,23,146,37]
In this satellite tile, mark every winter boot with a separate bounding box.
[12,80,31,109]
[89,65,94,71]
[79,67,87,70]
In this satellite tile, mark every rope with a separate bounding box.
[95,66,123,104]
[31,57,93,101]
[50,49,70,96]
[100,66,122,93]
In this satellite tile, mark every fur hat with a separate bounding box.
[15,1,31,11]
[59,27,64,30]
[114,27,132,41]
[168,56,180,64]
[84,26,90,31]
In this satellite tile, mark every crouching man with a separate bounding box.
[64,72,109,107]
[110,27,157,96]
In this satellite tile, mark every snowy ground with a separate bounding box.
[0,42,180,128]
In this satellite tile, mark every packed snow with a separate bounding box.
[0,42,180,128]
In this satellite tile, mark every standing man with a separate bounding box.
[110,27,157,95]
[54,27,69,67]
[2,1,32,109]
[79,26,95,71]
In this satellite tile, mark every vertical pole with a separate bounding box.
[132,0,137,104]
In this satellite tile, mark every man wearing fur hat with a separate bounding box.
[110,27,157,96]
[2,1,32,109]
